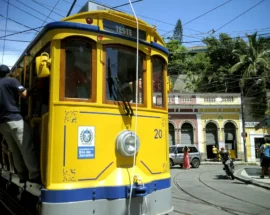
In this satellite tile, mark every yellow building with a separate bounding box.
[165,93,269,161]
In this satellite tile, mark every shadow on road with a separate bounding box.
[171,167,181,169]
[214,175,231,180]
[231,181,246,185]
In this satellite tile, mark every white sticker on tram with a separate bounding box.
[78,126,95,159]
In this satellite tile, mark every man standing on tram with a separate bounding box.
[0,64,40,184]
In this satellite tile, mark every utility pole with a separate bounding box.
[239,78,262,162]
[240,83,247,162]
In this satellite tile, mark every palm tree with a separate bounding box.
[231,32,270,118]
[231,32,270,86]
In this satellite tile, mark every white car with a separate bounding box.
[169,145,201,168]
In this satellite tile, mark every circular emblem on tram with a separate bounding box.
[80,128,93,144]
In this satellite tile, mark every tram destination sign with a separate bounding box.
[103,19,146,41]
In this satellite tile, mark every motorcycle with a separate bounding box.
[221,153,235,180]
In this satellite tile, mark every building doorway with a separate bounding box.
[224,122,237,157]
[206,122,218,159]
[169,123,175,145]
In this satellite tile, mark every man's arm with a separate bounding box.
[259,145,264,152]
[21,85,37,98]
[9,78,35,98]
[20,89,28,98]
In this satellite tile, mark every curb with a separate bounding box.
[200,162,259,166]
[234,168,270,190]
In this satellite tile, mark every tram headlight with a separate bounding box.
[116,130,140,157]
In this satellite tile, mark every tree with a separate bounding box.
[231,33,270,85]
[183,53,211,92]
[185,33,246,93]
[230,33,270,118]
[173,19,183,44]
[166,39,187,76]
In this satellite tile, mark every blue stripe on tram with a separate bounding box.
[41,178,171,203]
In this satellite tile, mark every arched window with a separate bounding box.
[181,123,194,144]
[60,37,96,101]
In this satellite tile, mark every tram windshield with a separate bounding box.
[105,47,144,104]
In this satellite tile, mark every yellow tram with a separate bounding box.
[0,7,173,215]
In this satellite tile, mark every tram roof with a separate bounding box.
[10,10,166,74]
[62,10,152,29]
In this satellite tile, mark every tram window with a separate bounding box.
[63,39,92,99]
[152,56,165,107]
[105,46,144,104]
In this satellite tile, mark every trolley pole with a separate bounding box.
[240,83,247,162]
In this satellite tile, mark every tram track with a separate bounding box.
[198,170,270,210]
[172,169,264,215]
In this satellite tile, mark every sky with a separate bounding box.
[0,0,269,68]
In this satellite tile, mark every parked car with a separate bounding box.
[169,145,201,168]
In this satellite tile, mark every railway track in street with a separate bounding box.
[172,168,269,215]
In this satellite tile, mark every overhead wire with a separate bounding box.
[1,0,9,63]
[1,0,50,24]
[0,38,31,42]
[162,0,234,37]
[31,0,65,17]
[165,27,270,41]
[0,14,39,32]
[166,32,270,50]
[64,0,202,33]
[0,26,44,39]
[170,75,270,92]
[14,0,57,22]
[127,0,141,214]
[213,0,266,34]
[33,0,61,37]
[61,0,82,7]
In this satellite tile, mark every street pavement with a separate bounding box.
[170,165,270,215]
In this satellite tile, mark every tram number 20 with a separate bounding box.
[154,129,162,139]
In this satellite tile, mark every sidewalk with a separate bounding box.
[201,161,260,165]
[234,166,270,190]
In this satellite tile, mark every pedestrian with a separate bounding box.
[0,64,41,184]
[259,135,270,179]
[212,145,218,160]
[182,146,191,169]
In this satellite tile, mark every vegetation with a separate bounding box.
[166,32,270,119]
[173,19,183,44]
